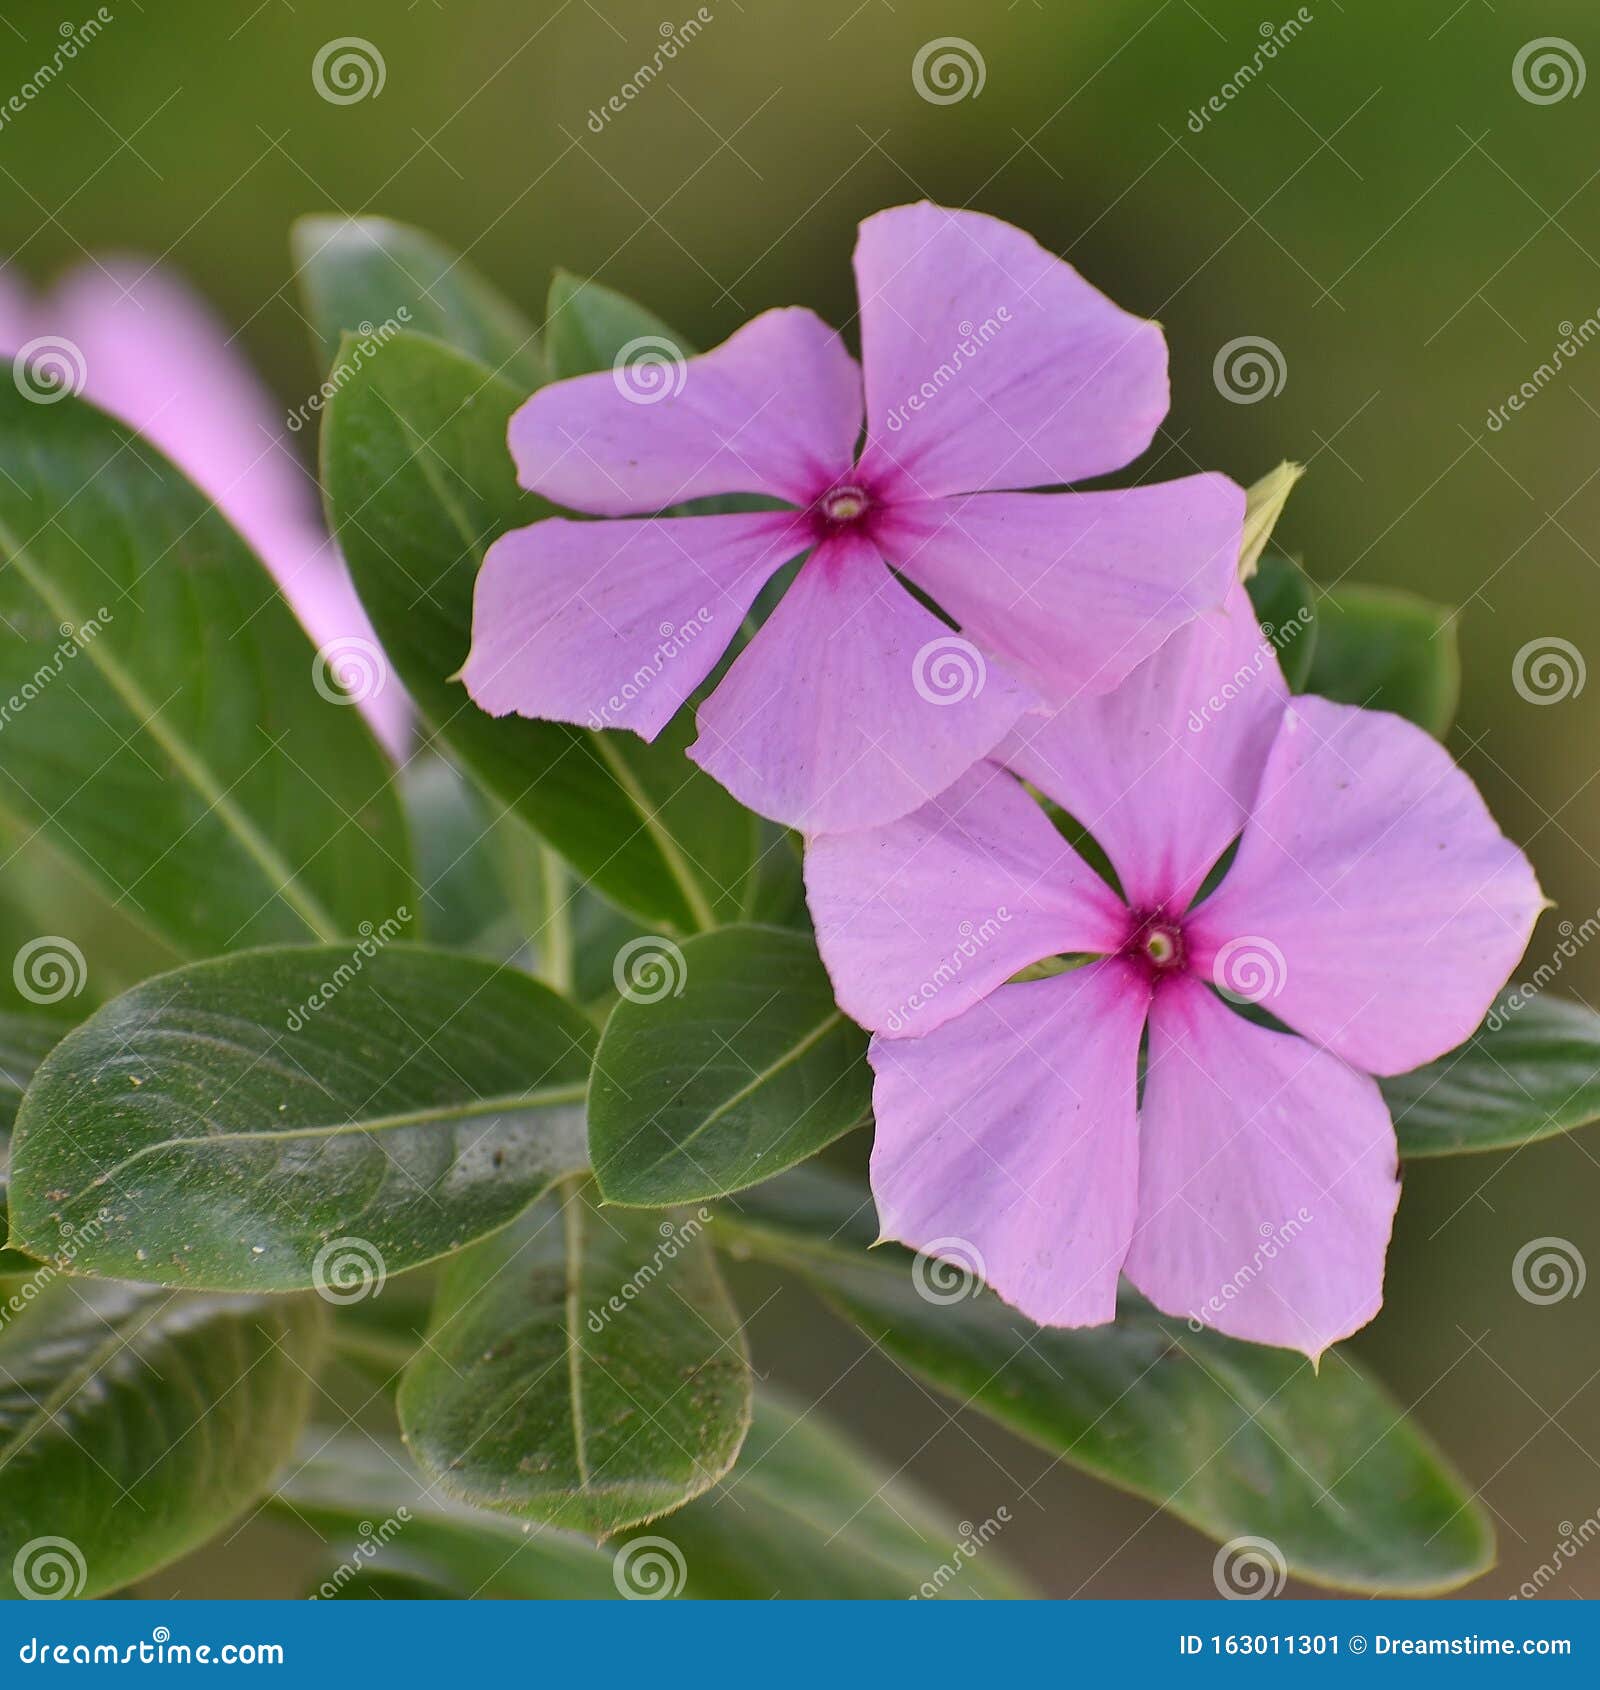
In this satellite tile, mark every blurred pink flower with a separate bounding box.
[464,201,1243,833]
[806,590,1543,1355]
[1,258,407,756]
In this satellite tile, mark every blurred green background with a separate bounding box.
[3,0,1597,1599]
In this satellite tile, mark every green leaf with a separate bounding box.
[322,330,758,932]
[0,1014,67,1271]
[712,1167,1494,1596]
[590,925,870,1206]
[398,1176,752,1538]
[1305,584,1460,738]
[0,384,412,956]
[293,215,543,389]
[0,1279,326,1598]
[619,1388,1031,1599]
[1385,991,1600,1156]
[7,945,594,1289]
[272,1434,619,1599]
[546,271,692,379]
[1244,553,1318,691]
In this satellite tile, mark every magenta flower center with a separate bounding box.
[1124,911,1187,981]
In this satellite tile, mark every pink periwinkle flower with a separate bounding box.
[0,260,407,757]
[805,588,1543,1356]
[463,202,1245,833]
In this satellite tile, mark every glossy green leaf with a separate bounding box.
[273,1435,618,1599]
[590,925,870,1206]
[0,1279,327,1598]
[322,331,758,932]
[618,1388,1031,1599]
[0,1014,67,1271]
[8,946,594,1289]
[399,1176,752,1538]
[294,215,543,389]
[1244,553,1318,691]
[713,1167,1494,1595]
[1385,991,1600,1156]
[1306,584,1460,737]
[0,384,412,956]
[546,271,692,379]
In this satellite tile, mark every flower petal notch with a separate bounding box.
[463,202,1245,833]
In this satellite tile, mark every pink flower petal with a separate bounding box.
[1124,975,1399,1359]
[999,586,1288,910]
[805,761,1129,1037]
[852,202,1168,499]
[462,511,807,739]
[877,474,1243,705]
[35,262,408,757]
[870,960,1151,1328]
[1186,696,1543,1076]
[508,307,862,516]
[689,533,1035,833]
